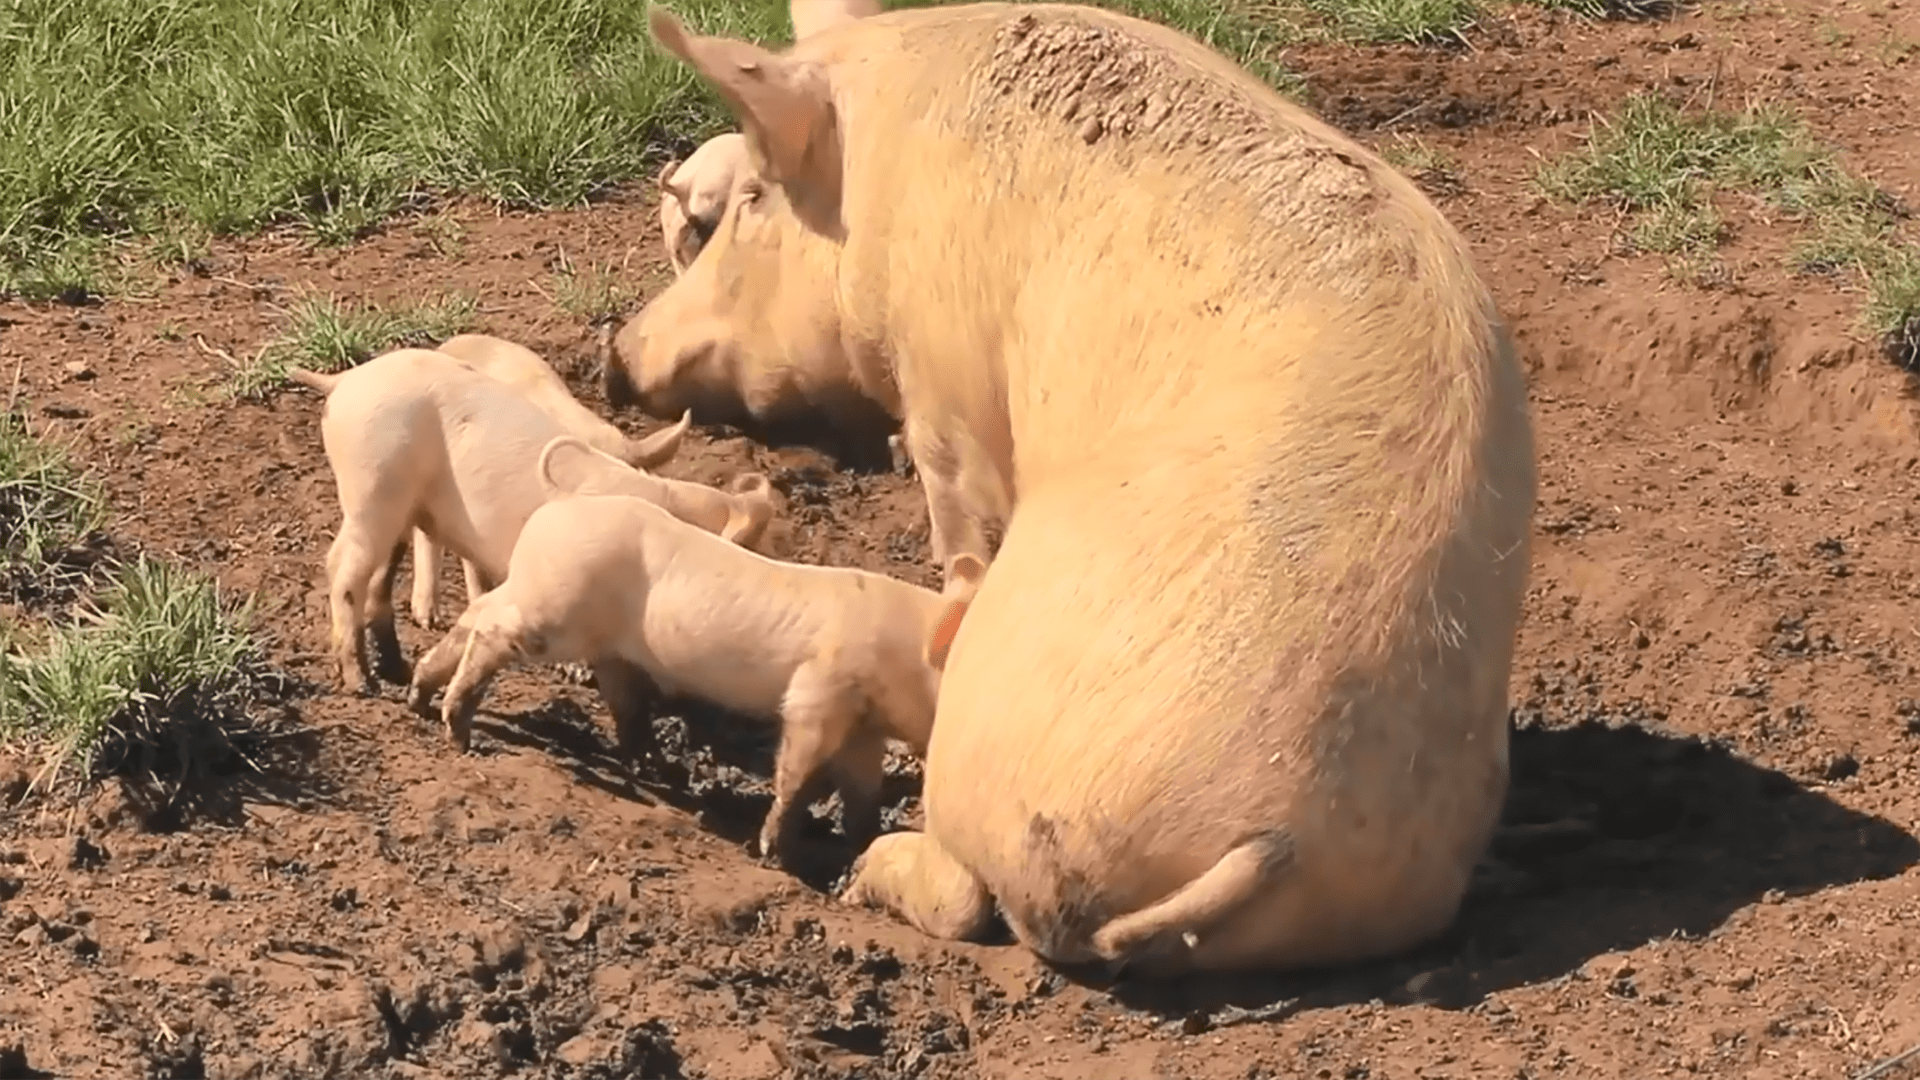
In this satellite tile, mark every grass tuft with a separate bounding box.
[1542,91,1919,356]
[1625,200,1724,257]
[0,555,269,800]
[1536,94,1833,212]
[547,250,641,325]
[0,410,107,604]
[1867,246,1920,372]
[226,290,478,399]
[1303,0,1480,44]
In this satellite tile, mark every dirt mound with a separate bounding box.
[1523,289,1918,449]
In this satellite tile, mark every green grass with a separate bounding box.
[0,410,106,602]
[0,0,1321,301]
[1866,246,1920,371]
[1540,90,1919,354]
[226,290,479,399]
[1301,0,1480,44]
[1536,93,1838,212]
[0,0,799,300]
[0,555,266,797]
[546,250,643,325]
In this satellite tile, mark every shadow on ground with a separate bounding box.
[456,682,1920,1029]
[474,690,926,892]
[1086,712,1920,1025]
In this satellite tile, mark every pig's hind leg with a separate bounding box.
[363,537,413,685]
[591,657,659,770]
[759,660,862,867]
[324,521,394,696]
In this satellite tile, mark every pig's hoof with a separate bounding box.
[753,832,780,866]
[443,718,475,754]
[887,436,915,477]
[403,686,432,716]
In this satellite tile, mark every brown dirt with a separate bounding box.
[5,2,1920,1077]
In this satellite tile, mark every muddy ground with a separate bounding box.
[5,2,1920,1078]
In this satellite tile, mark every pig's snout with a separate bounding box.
[611,327,723,424]
[601,326,640,409]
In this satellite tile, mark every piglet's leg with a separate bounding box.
[405,621,472,716]
[842,830,995,943]
[324,528,379,696]
[364,538,412,686]
[439,610,521,754]
[591,657,658,770]
[761,661,860,866]
[408,529,441,629]
[830,730,889,851]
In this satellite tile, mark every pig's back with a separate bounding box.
[825,2,1502,469]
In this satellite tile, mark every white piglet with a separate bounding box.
[406,491,982,866]
[539,435,777,552]
[290,348,771,697]
[657,132,753,276]
[408,333,692,628]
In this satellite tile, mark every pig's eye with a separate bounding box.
[739,180,766,206]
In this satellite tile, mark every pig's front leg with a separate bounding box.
[905,421,997,592]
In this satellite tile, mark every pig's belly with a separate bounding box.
[629,603,802,721]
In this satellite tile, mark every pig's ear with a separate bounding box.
[925,554,987,669]
[655,157,690,213]
[946,553,988,597]
[924,594,972,671]
[791,0,881,43]
[648,6,842,230]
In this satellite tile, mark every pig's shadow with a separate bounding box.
[475,690,922,891]
[1070,713,1920,1025]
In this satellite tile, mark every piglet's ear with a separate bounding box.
[924,595,971,671]
[946,553,988,593]
[648,6,842,232]
[925,554,988,669]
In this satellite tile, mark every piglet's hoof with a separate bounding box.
[887,434,915,477]
[403,685,434,717]
[753,825,786,869]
